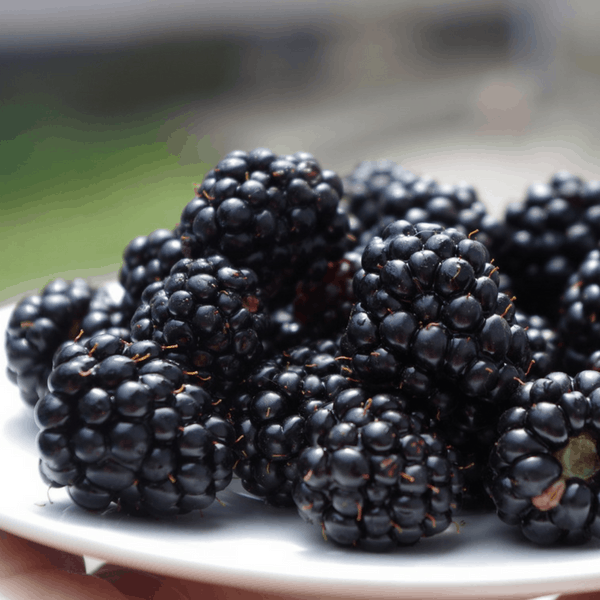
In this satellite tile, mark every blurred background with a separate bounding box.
[2,0,600,301]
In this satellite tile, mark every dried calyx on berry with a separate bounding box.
[489,370,600,545]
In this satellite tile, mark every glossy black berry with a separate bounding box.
[292,249,362,341]
[293,382,464,550]
[514,311,559,379]
[340,221,531,501]
[5,278,93,407]
[130,255,269,397]
[179,149,352,303]
[489,371,600,544]
[497,172,600,319]
[119,228,184,303]
[35,333,235,517]
[342,159,504,254]
[79,282,135,342]
[558,249,600,373]
[230,340,345,506]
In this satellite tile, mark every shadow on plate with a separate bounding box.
[32,481,302,538]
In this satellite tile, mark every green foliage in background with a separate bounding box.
[0,101,215,300]
[0,40,241,301]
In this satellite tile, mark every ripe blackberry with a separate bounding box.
[340,221,531,473]
[293,384,464,550]
[558,248,600,374]
[5,278,93,407]
[343,159,504,253]
[119,228,184,303]
[35,332,235,516]
[178,148,351,303]
[79,282,136,342]
[229,340,346,506]
[495,275,559,379]
[514,311,560,379]
[497,171,600,319]
[342,159,418,232]
[130,255,269,397]
[488,370,600,545]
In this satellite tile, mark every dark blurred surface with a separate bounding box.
[1,41,241,117]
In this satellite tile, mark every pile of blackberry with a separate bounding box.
[8,149,600,549]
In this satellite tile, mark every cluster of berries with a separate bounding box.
[6,149,600,549]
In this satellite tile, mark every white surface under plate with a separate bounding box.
[1,302,600,600]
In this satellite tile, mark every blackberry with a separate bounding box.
[496,275,559,379]
[514,311,560,379]
[79,282,136,342]
[178,148,351,303]
[119,227,183,303]
[35,332,235,517]
[488,370,600,545]
[229,339,346,506]
[340,221,531,477]
[342,159,419,232]
[497,171,600,319]
[130,255,269,397]
[5,278,93,407]
[558,248,600,374]
[343,159,504,254]
[293,384,464,550]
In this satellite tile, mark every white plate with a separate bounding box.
[1,302,600,600]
